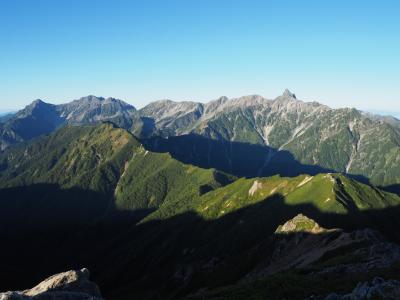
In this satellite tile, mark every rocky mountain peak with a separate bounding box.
[72,95,134,107]
[275,214,326,234]
[26,99,49,110]
[19,99,54,116]
[81,95,105,102]
[282,89,296,99]
[62,95,136,114]
[31,99,45,105]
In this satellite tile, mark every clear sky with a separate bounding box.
[1,0,399,115]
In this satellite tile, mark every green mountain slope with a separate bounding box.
[114,148,233,214]
[1,123,400,299]
[140,173,400,246]
[0,123,230,217]
[195,173,399,218]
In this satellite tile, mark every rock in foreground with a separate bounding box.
[0,268,103,300]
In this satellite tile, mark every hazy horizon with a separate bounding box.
[1,91,400,120]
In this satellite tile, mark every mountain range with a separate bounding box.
[0,96,135,150]
[1,90,400,189]
[1,91,400,299]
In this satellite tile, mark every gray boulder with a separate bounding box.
[0,268,103,300]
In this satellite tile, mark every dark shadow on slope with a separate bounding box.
[141,134,337,179]
[0,184,154,292]
[141,134,373,188]
[381,184,400,195]
[1,184,400,299]
[141,134,384,194]
[139,117,156,138]
[93,194,400,299]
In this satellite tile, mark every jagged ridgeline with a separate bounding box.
[1,123,400,299]
[0,96,136,150]
[2,91,400,189]
[138,90,400,188]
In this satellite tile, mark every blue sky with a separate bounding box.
[1,0,399,116]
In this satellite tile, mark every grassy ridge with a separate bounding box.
[0,123,232,216]
[146,173,400,223]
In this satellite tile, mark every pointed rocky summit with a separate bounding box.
[282,89,296,99]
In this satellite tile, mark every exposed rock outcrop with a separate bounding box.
[275,213,329,234]
[245,214,400,281]
[0,268,103,300]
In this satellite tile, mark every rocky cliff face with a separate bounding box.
[56,95,136,124]
[0,269,103,300]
